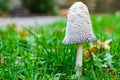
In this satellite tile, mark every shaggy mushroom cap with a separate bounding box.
[62,2,97,44]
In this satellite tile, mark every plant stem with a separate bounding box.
[75,44,82,77]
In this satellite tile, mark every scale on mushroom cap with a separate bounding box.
[62,2,97,78]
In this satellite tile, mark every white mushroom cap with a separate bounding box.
[62,2,97,44]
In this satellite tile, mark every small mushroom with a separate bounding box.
[62,2,97,77]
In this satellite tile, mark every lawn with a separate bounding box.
[0,14,120,80]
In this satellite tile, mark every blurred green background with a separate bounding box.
[0,0,120,17]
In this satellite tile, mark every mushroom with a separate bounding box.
[62,2,97,77]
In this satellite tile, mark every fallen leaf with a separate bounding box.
[84,43,96,59]
[84,50,91,59]
[84,44,97,59]
[104,27,115,33]
[113,73,118,79]
[90,45,97,53]
[96,39,112,50]
[84,39,112,59]
[19,29,28,38]
[6,23,17,29]
[96,39,102,49]
[103,39,112,49]
[1,57,5,66]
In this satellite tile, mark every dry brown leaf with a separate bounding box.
[90,45,97,53]
[84,50,91,59]
[103,39,112,49]
[104,27,115,33]
[19,29,28,38]
[84,39,112,59]
[89,43,95,48]
[96,39,102,49]
[113,73,118,80]
[7,23,17,29]
[96,39,112,50]
[1,57,5,66]
[84,43,97,59]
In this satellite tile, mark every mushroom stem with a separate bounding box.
[75,44,82,77]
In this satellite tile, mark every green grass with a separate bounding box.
[0,14,120,80]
